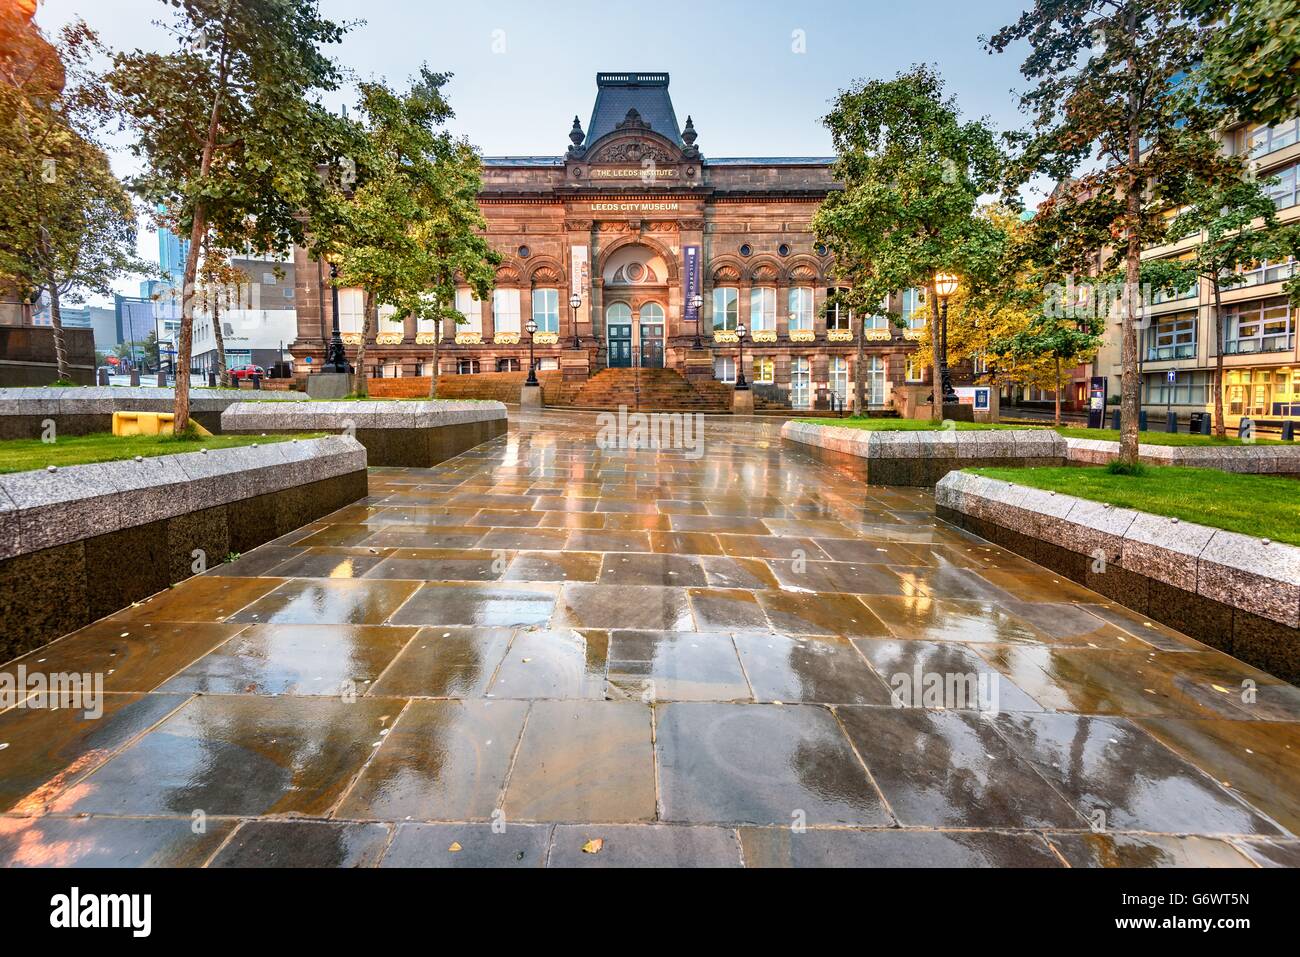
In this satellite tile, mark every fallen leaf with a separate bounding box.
[581,838,603,854]
[448,842,462,853]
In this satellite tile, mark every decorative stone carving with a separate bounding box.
[827,329,854,342]
[375,332,403,346]
[341,332,363,346]
[791,264,818,282]
[455,332,483,345]
[789,329,816,343]
[415,332,437,345]
[494,332,521,345]
[496,264,521,284]
[902,329,923,341]
[713,330,739,344]
[534,332,559,345]
[712,265,741,283]
[753,264,779,282]
[648,221,679,233]
[566,115,587,158]
[752,329,778,343]
[616,108,651,131]
[864,329,893,341]
[591,141,675,165]
[532,265,563,284]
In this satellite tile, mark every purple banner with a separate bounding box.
[683,245,701,323]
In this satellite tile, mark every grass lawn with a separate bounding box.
[968,465,1300,545]
[797,417,1290,447]
[0,432,323,474]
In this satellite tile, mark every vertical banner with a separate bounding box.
[683,246,701,324]
[571,244,590,333]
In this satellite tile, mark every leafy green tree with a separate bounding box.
[1166,178,1300,435]
[0,14,142,382]
[329,69,499,397]
[1186,0,1300,124]
[988,1,1239,464]
[109,0,354,430]
[813,64,1004,418]
[991,310,1104,425]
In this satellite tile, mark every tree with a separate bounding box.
[0,15,141,383]
[988,1,1240,465]
[1186,0,1300,125]
[812,64,1004,420]
[109,0,353,430]
[1165,177,1300,435]
[991,309,1104,424]
[328,69,498,397]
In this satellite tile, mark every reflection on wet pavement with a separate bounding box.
[1,409,1296,867]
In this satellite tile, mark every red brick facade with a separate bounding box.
[290,73,929,408]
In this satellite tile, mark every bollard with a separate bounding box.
[97,368,109,386]
[208,372,217,387]
[1166,411,1178,433]
[129,369,140,386]
[1111,409,1121,430]
[252,374,262,390]
[1239,417,1254,440]
[1200,415,1212,435]
[1139,410,1148,431]
[1282,420,1295,442]
[156,372,167,388]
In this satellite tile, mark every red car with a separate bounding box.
[229,365,265,380]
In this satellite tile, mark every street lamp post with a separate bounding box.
[934,272,960,406]
[690,293,704,349]
[326,260,348,373]
[734,321,749,390]
[570,292,582,350]
[525,318,539,386]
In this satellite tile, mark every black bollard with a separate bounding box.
[1139,410,1148,431]
[1200,415,1212,435]
[1166,411,1178,433]
[156,372,167,388]
[129,369,140,386]
[208,372,217,387]
[1111,409,1120,430]
[1281,420,1294,442]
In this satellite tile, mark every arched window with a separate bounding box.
[640,302,664,323]
[606,302,632,325]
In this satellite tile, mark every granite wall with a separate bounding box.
[0,436,367,661]
[935,471,1300,685]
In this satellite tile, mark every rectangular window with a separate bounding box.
[790,357,811,408]
[714,356,736,383]
[905,355,925,382]
[1244,117,1299,156]
[826,288,853,331]
[378,303,400,329]
[1228,258,1297,289]
[788,287,814,331]
[865,296,890,331]
[493,288,521,333]
[532,288,559,333]
[901,288,927,329]
[453,288,479,335]
[829,356,848,401]
[1225,297,1294,354]
[712,287,738,331]
[457,359,480,375]
[1263,161,1299,209]
[1143,370,1211,406]
[750,288,776,331]
[1146,311,1197,360]
[337,288,365,335]
[755,357,775,384]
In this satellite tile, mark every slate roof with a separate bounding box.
[586,72,682,146]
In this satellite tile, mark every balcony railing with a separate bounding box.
[1223,334,1295,355]
[1145,343,1196,361]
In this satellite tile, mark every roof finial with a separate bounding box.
[567,115,587,158]
[682,115,697,147]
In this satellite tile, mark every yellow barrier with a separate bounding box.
[111,412,212,437]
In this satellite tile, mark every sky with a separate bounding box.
[34,0,1038,300]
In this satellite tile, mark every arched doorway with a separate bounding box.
[607,302,632,368]
[639,302,665,368]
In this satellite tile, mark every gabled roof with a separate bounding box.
[586,72,681,146]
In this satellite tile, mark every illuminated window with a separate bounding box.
[788,287,814,331]
[493,288,521,333]
[532,288,559,333]
[750,287,776,331]
[712,287,738,331]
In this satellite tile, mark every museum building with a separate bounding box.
[290,72,931,408]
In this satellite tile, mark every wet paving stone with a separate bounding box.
[204,546,301,577]
[389,583,558,628]
[364,551,505,582]
[852,639,1045,712]
[867,597,1044,645]
[0,693,192,812]
[738,827,1063,868]
[555,584,692,631]
[599,553,708,587]
[656,702,891,826]
[698,556,779,590]
[548,824,742,867]
[0,620,244,693]
[380,822,551,867]
[504,701,655,823]
[367,626,514,698]
[768,559,916,597]
[606,631,750,702]
[755,591,890,638]
[111,576,284,623]
[489,630,608,699]
[1000,601,1155,650]
[52,695,396,817]
[156,624,417,696]
[0,815,237,867]
[835,706,1083,829]
[687,588,771,631]
[1231,839,1300,868]
[209,820,391,868]
[1045,832,1255,868]
[503,551,602,582]
[260,550,388,580]
[337,699,529,821]
[733,633,892,705]
[992,712,1278,835]
[226,579,420,627]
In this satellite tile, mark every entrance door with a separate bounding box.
[639,303,665,369]
[607,303,632,368]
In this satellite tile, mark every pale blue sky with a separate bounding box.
[35,0,1037,295]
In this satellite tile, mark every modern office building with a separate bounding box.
[289,72,934,408]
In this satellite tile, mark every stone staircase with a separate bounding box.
[556,367,732,412]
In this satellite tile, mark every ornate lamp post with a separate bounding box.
[525,318,539,386]
[325,257,349,373]
[570,292,583,350]
[690,293,704,349]
[734,321,749,390]
[933,271,960,405]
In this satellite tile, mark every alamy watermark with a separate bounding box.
[0,666,104,719]
[596,406,704,459]
[889,664,1000,713]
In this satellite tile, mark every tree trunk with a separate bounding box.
[45,270,70,383]
[928,283,942,421]
[1212,281,1226,438]
[352,292,373,397]
[1118,10,1142,466]
[854,309,865,416]
[429,321,439,398]
[211,289,229,388]
[1054,355,1062,426]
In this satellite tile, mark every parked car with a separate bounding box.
[229,365,265,381]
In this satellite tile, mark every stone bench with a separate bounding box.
[0,435,367,660]
[0,386,308,439]
[936,470,1300,684]
[221,399,509,468]
[1065,437,1300,475]
[781,421,1067,486]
